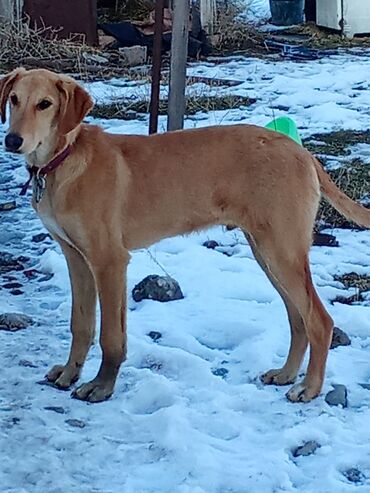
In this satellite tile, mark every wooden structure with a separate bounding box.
[150,0,193,134]
[167,0,190,131]
[0,0,23,22]
[23,0,98,44]
[200,0,216,34]
[149,0,165,134]
[0,0,97,44]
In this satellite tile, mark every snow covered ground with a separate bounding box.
[241,0,270,23]
[2,49,370,492]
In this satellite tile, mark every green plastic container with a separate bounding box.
[265,116,302,146]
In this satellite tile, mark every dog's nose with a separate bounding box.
[5,133,23,152]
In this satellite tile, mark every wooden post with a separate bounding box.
[200,0,216,35]
[167,0,189,131]
[149,0,165,134]
[0,0,15,21]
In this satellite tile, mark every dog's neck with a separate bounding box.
[25,126,80,168]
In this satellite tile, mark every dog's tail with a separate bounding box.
[314,157,370,228]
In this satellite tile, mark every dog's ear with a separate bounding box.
[0,68,25,124]
[56,77,94,135]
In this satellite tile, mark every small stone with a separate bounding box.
[82,52,109,65]
[3,275,17,282]
[44,406,65,414]
[330,327,351,349]
[313,232,339,247]
[19,359,37,368]
[333,293,363,305]
[203,240,219,249]
[65,419,86,428]
[3,282,23,289]
[132,275,184,303]
[119,46,147,66]
[0,200,16,211]
[32,233,51,243]
[10,289,24,296]
[325,384,348,407]
[0,252,24,273]
[17,256,29,263]
[293,440,320,458]
[37,273,54,282]
[343,468,364,483]
[0,312,33,331]
[212,367,228,378]
[148,331,162,342]
[23,269,40,279]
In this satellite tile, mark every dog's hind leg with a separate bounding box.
[244,229,333,402]
[46,240,97,389]
[72,249,129,403]
[245,232,307,386]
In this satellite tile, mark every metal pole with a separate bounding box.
[149,0,165,134]
[167,0,189,131]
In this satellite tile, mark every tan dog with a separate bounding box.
[1,68,370,403]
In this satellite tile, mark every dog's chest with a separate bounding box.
[34,194,71,245]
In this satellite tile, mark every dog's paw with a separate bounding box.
[71,378,114,403]
[46,364,79,389]
[286,381,320,403]
[261,368,297,386]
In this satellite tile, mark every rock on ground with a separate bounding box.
[203,240,219,249]
[132,275,184,303]
[330,326,351,349]
[293,440,320,458]
[343,468,364,483]
[325,384,348,407]
[0,312,33,331]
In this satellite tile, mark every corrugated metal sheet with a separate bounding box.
[23,0,98,45]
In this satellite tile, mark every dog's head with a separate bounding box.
[0,68,93,157]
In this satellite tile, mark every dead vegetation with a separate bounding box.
[0,21,136,79]
[91,94,255,119]
[334,272,370,292]
[304,130,370,156]
[278,22,370,50]
[98,0,154,23]
[332,272,370,304]
[303,130,370,229]
[212,1,267,54]
[317,158,370,229]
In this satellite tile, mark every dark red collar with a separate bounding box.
[20,145,72,196]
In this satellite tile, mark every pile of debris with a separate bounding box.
[0,21,147,79]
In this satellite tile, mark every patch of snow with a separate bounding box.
[240,0,271,23]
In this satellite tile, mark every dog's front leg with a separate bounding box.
[72,249,129,403]
[46,240,97,388]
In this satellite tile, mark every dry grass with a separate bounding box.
[279,22,370,50]
[0,21,135,79]
[98,0,153,23]
[304,130,370,157]
[334,272,370,293]
[212,1,266,53]
[304,130,370,229]
[317,158,370,229]
[91,94,255,119]
[332,272,370,304]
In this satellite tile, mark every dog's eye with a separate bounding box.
[37,99,52,111]
[10,94,18,106]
